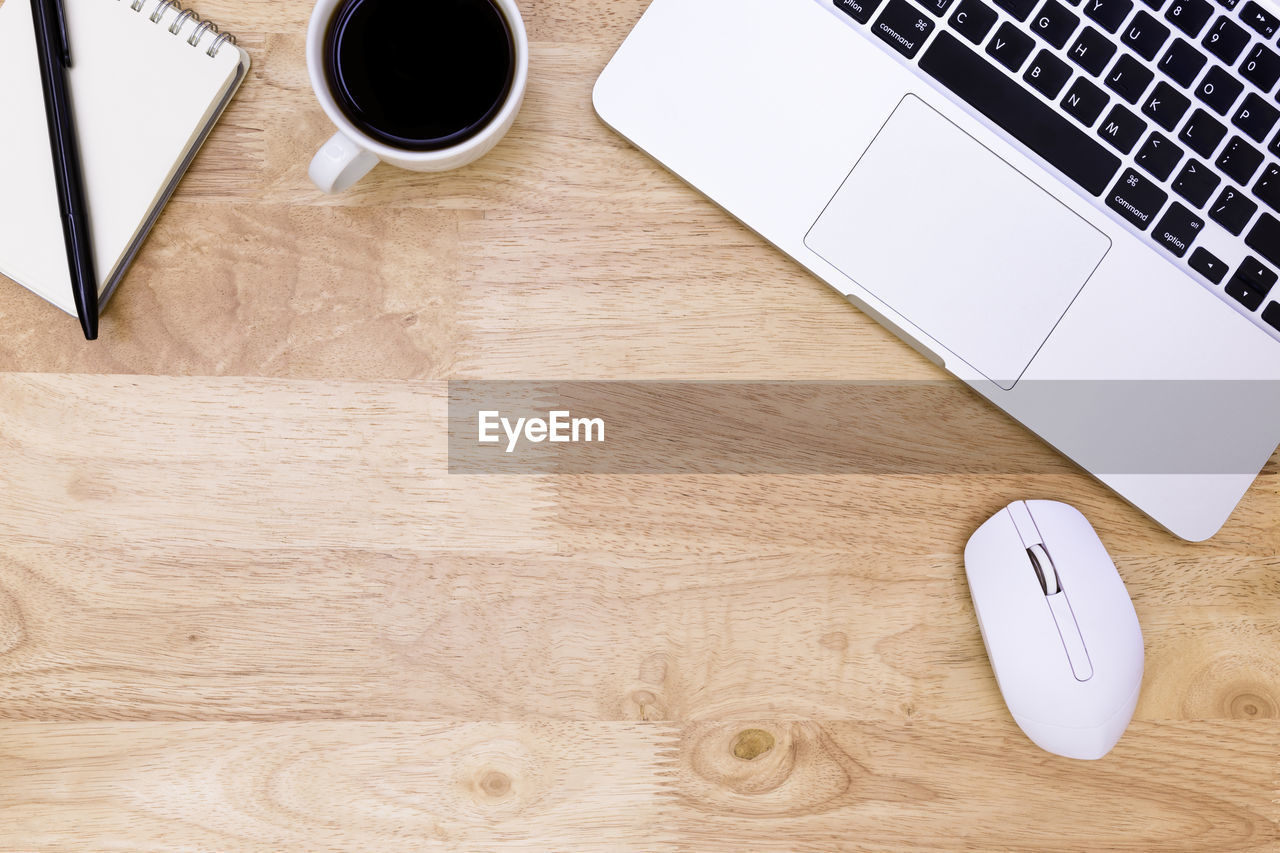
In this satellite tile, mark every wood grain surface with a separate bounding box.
[0,0,1277,849]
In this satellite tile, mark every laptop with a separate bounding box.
[594,0,1280,540]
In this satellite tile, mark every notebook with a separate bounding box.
[0,0,248,316]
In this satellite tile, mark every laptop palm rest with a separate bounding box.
[805,95,1111,389]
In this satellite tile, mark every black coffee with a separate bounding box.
[324,0,514,151]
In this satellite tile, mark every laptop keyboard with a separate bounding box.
[830,0,1280,339]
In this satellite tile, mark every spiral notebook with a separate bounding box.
[0,0,248,316]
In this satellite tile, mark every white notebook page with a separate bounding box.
[0,0,243,314]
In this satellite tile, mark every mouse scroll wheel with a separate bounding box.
[1027,544,1061,596]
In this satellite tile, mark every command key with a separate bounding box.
[873,0,936,59]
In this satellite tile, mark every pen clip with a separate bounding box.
[52,0,71,66]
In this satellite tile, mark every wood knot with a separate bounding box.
[1228,692,1275,719]
[731,729,775,761]
[686,723,800,798]
[680,722,931,817]
[452,736,541,818]
[478,770,511,798]
[1183,653,1280,719]
[680,722,879,814]
[624,687,667,721]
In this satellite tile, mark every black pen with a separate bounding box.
[30,0,99,340]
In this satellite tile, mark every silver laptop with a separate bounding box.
[594,0,1280,540]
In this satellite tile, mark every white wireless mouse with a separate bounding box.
[964,500,1144,760]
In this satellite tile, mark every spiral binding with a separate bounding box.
[119,0,238,58]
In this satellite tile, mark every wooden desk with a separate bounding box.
[0,0,1276,848]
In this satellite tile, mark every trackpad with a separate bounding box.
[805,95,1110,389]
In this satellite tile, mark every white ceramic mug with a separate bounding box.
[305,0,528,193]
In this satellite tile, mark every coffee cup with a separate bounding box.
[306,0,528,193]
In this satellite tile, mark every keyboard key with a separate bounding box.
[1216,0,1239,8]
[1271,130,1280,159]
[1189,246,1229,282]
[1172,157,1222,205]
[995,0,1039,19]
[1025,49,1074,96]
[839,0,888,24]
[1209,185,1259,233]
[1225,276,1274,310]
[1224,255,1277,309]
[1240,1,1278,38]
[1107,54,1157,102]
[1216,136,1264,183]
[1226,278,1272,310]
[949,0,999,41]
[1122,11,1171,59]
[1179,108,1229,156]
[1142,0,1168,9]
[1107,168,1169,228]
[1240,256,1279,287]
[1152,201,1205,254]
[1264,301,1280,330]
[872,0,936,57]
[918,33,1123,195]
[1164,0,1213,36]
[1233,94,1280,143]
[1194,66,1244,115]
[835,0,887,21]
[987,21,1036,69]
[1031,0,1081,45]
[1255,163,1280,211]
[1240,45,1280,92]
[1062,76,1112,124]
[1158,38,1208,86]
[1136,130,1185,178]
[1245,215,1280,267]
[1083,0,1133,30]
[1068,27,1118,74]
[1143,80,1192,128]
[1202,17,1250,65]
[917,0,959,15]
[1098,103,1149,150]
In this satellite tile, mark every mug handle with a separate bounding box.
[309,132,380,194]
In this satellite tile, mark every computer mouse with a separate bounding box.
[964,500,1144,760]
